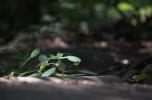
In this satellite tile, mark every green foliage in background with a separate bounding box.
[1,0,151,28]
[39,0,152,39]
[0,0,152,39]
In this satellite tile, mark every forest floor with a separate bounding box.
[0,32,152,84]
[0,32,152,100]
[1,76,152,100]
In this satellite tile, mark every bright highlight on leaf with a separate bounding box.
[65,56,81,63]
[42,67,56,77]
[56,52,64,59]
[38,65,46,73]
[30,48,40,58]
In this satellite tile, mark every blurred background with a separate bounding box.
[0,0,152,74]
[0,0,152,46]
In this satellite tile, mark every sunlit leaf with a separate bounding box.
[9,71,15,77]
[30,48,40,58]
[56,73,65,77]
[42,67,56,77]
[117,2,134,12]
[56,52,64,59]
[38,65,46,73]
[66,56,81,63]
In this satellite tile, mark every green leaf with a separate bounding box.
[56,62,66,71]
[66,56,81,63]
[56,73,65,77]
[132,73,146,83]
[30,48,40,58]
[42,67,56,77]
[49,54,57,59]
[38,65,46,73]
[77,70,97,75]
[39,55,48,62]
[39,55,49,66]
[41,61,49,66]
[117,2,134,12]
[9,71,15,77]
[56,52,63,59]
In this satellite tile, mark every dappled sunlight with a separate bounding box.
[0,0,152,100]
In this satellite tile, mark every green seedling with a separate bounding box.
[7,48,96,77]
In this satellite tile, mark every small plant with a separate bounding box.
[7,48,96,77]
[129,73,146,83]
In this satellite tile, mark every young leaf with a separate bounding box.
[38,65,46,73]
[39,55,49,66]
[39,55,48,62]
[42,67,56,77]
[30,48,40,58]
[56,73,65,77]
[66,56,81,63]
[56,52,63,59]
